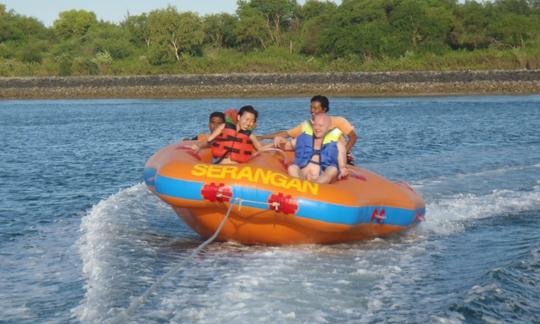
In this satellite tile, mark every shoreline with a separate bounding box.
[1,70,540,99]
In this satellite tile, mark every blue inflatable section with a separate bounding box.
[148,169,419,227]
[143,167,156,187]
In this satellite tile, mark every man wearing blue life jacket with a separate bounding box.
[260,95,357,165]
[279,113,348,184]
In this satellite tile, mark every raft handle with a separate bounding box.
[268,192,298,215]
[370,208,386,224]
[201,183,232,203]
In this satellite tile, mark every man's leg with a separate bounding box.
[301,164,320,182]
[315,166,338,184]
[288,164,301,178]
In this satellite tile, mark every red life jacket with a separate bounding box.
[211,123,254,163]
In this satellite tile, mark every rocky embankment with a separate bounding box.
[1,70,540,99]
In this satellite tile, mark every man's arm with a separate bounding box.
[250,134,273,150]
[337,141,349,179]
[192,124,225,151]
[259,122,304,140]
[345,129,358,153]
[282,138,296,151]
[258,130,289,140]
[206,123,225,142]
[332,116,357,153]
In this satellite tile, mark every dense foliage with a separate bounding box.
[0,0,539,76]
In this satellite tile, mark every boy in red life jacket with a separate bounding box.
[278,113,348,184]
[192,105,268,164]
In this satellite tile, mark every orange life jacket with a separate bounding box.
[211,123,254,163]
[196,134,209,142]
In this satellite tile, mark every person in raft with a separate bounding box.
[186,111,225,141]
[277,113,348,184]
[259,95,358,164]
[192,105,268,164]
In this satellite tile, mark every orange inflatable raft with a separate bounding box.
[144,142,425,245]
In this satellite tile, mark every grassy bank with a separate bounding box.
[2,46,540,77]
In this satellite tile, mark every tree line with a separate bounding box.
[1,0,539,76]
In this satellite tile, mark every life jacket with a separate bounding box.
[295,121,342,171]
[224,108,238,125]
[196,134,209,142]
[211,123,254,163]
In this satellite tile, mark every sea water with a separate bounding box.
[1,96,539,323]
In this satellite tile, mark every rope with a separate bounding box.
[218,194,275,208]
[112,194,277,322]
[113,198,241,323]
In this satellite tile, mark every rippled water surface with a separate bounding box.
[1,96,539,323]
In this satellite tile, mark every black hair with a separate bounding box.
[238,105,258,121]
[311,95,329,112]
[209,111,225,123]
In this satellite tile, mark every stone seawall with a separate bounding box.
[1,70,539,99]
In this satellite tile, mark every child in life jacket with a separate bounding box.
[192,105,268,164]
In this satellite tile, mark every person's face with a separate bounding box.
[313,116,330,138]
[310,101,325,119]
[238,112,256,131]
[209,116,224,132]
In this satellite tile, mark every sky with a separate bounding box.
[2,0,339,27]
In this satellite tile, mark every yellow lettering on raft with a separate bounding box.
[222,166,237,179]
[191,164,208,177]
[303,181,319,195]
[190,164,319,195]
[254,168,272,184]
[235,167,253,182]
[207,165,224,178]
[286,178,302,192]
[270,172,287,187]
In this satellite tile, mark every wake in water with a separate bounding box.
[423,182,540,236]
[73,184,198,322]
[74,169,540,322]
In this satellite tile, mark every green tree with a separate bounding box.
[0,6,51,64]
[238,0,298,46]
[488,13,535,47]
[72,56,99,75]
[51,39,80,58]
[92,50,113,74]
[1,7,49,43]
[487,0,536,48]
[148,7,204,63]
[235,6,270,50]
[53,10,97,40]
[86,22,134,59]
[450,1,492,50]
[388,0,456,54]
[316,0,392,57]
[300,17,324,55]
[56,54,73,76]
[495,0,531,15]
[123,13,151,48]
[203,13,238,48]
[17,40,48,63]
[298,0,337,21]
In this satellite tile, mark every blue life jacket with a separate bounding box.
[294,121,343,171]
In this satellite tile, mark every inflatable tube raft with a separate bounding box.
[144,141,425,245]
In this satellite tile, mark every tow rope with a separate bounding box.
[113,194,277,322]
